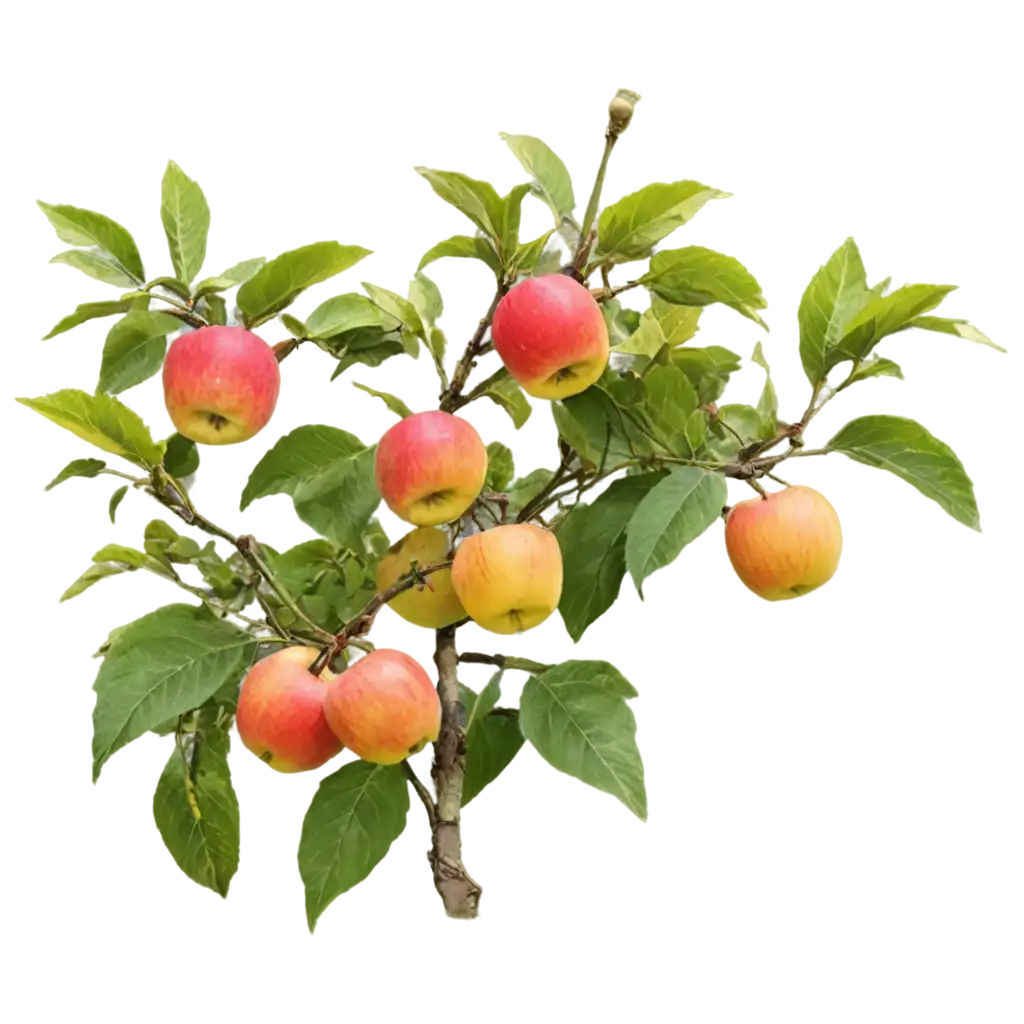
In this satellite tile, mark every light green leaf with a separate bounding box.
[193,258,266,297]
[752,341,778,430]
[236,421,368,505]
[49,249,138,289]
[417,234,501,277]
[97,310,179,395]
[361,282,423,355]
[61,563,131,601]
[147,276,191,299]
[237,242,371,326]
[558,473,666,641]
[672,345,742,404]
[511,229,557,276]
[625,466,727,594]
[92,604,257,779]
[835,355,904,390]
[899,315,1005,353]
[414,167,503,237]
[43,300,133,340]
[17,389,164,467]
[352,382,412,418]
[652,297,702,346]
[499,132,575,224]
[160,161,210,285]
[520,661,646,819]
[108,485,128,522]
[475,368,532,428]
[45,458,106,490]
[153,726,239,897]
[304,292,400,339]
[38,200,145,281]
[643,246,767,327]
[484,441,515,492]
[797,237,868,385]
[598,180,729,263]
[643,364,699,448]
[299,760,409,931]
[408,271,443,328]
[828,415,980,530]
[506,468,555,515]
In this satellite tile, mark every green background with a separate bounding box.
[2,9,1024,1024]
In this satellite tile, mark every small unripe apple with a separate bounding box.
[724,485,843,601]
[324,649,441,765]
[491,275,609,400]
[451,523,563,634]
[374,410,488,526]
[376,526,464,629]
[163,325,280,445]
[236,646,343,773]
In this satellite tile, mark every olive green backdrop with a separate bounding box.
[2,8,1024,1024]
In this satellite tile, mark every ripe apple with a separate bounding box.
[163,325,281,445]
[374,410,487,526]
[236,646,343,772]
[376,526,464,629]
[724,485,843,601]
[451,523,563,634]
[491,274,609,400]
[324,649,441,765]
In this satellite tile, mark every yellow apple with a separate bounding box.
[376,526,464,629]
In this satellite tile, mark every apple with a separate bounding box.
[163,325,281,445]
[451,522,563,634]
[376,526,464,629]
[374,410,487,526]
[491,274,609,399]
[724,485,843,601]
[235,646,343,772]
[324,649,441,765]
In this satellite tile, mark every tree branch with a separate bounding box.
[458,652,552,674]
[429,624,481,918]
[440,287,507,413]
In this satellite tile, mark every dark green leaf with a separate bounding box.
[193,258,266,297]
[475,368,532,428]
[506,468,555,515]
[164,432,200,477]
[160,161,209,285]
[153,726,239,896]
[484,442,515,492]
[462,712,524,805]
[898,315,1005,353]
[499,132,575,224]
[16,389,164,467]
[237,242,371,326]
[417,235,501,277]
[672,345,742,403]
[625,467,727,593]
[238,421,368,505]
[97,311,179,395]
[37,201,144,281]
[328,335,406,379]
[553,387,649,467]
[108,485,128,522]
[828,415,980,530]
[352,382,413,418]
[43,300,133,340]
[520,661,645,819]
[558,473,666,641]
[49,249,138,289]
[147,276,192,300]
[92,605,257,779]
[643,364,699,449]
[299,760,409,931]
[45,458,106,490]
[305,292,400,340]
[643,246,767,328]
[461,673,503,734]
[597,180,729,263]
[797,238,869,385]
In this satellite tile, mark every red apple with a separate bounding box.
[491,275,609,399]
[163,325,280,445]
[725,485,843,601]
[236,646,343,772]
[374,410,488,526]
[451,522,563,634]
[324,649,441,765]
[376,526,465,629]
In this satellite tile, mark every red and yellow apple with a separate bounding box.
[235,646,343,772]
[491,274,609,399]
[724,485,843,601]
[451,523,563,634]
[163,325,281,445]
[324,649,441,765]
[374,410,487,526]
[376,526,464,629]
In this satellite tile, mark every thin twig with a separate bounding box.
[402,762,437,828]
[439,287,507,412]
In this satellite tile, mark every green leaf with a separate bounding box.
[61,563,131,601]
[462,712,524,806]
[899,315,1005,353]
[417,234,501,278]
[414,167,503,238]
[408,271,443,328]
[625,467,727,594]
[602,299,643,347]
[199,293,227,325]
[597,180,729,263]
[193,258,266,297]
[511,229,557,276]
[520,661,646,819]
[707,404,767,458]
[163,432,200,477]
[97,311,179,395]
[828,415,980,530]
[147,276,192,299]
[751,341,778,430]
[237,242,371,327]
[651,296,702,346]
[553,386,650,467]
[17,389,164,468]
[305,292,400,340]
[236,421,368,505]
[299,760,409,931]
[461,673,503,734]
[797,238,868,385]
[361,282,423,355]
[328,334,406,379]
[672,345,742,403]
[836,355,904,390]
[160,161,210,285]
[499,132,575,224]
[38,201,144,282]
[484,442,515,492]
[643,246,767,328]
[830,283,958,369]
[475,368,532,429]
[352,382,412,418]
[153,726,239,897]
[558,473,666,641]
[506,468,555,515]
[497,183,532,261]
[643,364,699,449]
[43,300,133,340]
[49,249,138,289]
[108,485,128,522]
[92,605,257,779]
[45,458,106,490]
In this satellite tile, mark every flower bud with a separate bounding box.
[608,89,641,135]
